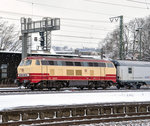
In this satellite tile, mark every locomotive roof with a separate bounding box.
[25,56,111,63]
[112,60,150,67]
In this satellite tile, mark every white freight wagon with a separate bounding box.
[112,60,150,89]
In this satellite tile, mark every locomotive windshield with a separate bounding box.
[24,60,32,66]
[19,60,32,66]
[19,60,24,66]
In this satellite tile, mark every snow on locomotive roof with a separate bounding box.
[113,60,150,67]
[26,56,110,63]
[0,51,101,59]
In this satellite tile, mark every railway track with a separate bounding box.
[1,102,150,125]
[1,112,150,126]
[0,86,150,95]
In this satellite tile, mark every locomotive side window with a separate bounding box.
[93,62,98,67]
[66,61,74,66]
[35,60,40,65]
[83,62,88,66]
[62,61,66,66]
[128,68,132,74]
[48,61,54,65]
[107,63,114,68]
[99,63,106,67]
[75,62,81,66]
[48,61,57,65]
[41,60,49,65]
[57,61,62,66]
[88,62,93,66]
[25,60,32,66]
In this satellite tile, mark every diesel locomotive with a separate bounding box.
[16,56,116,90]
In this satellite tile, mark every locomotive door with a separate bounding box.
[100,63,105,81]
[41,60,48,82]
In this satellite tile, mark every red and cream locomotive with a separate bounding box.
[17,56,116,90]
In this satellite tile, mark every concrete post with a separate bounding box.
[22,33,28,59]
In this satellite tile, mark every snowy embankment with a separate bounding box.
[0,91,150,111]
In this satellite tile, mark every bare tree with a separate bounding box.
[100,16,150,61]
[0,20,21,51]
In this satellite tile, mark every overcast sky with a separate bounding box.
[0,0,150,49]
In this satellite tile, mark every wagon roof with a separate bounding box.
[112,60,150,67]
[26,56,111,63]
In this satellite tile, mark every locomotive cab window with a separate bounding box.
[19,60,25,66]
[128,68,132,74]
[25,60,32,66]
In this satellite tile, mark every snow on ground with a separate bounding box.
[0,91,150,111]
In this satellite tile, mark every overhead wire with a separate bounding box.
[16,0,141,20]
[58,30,107,36]
[85,0,148,9]
[62,24,112,31]
[16,0,116,16]
[52,40,99,44]
[127,0,150,9]
[0,10,110,24]
[127,0,150,5]
[52,34,103,39]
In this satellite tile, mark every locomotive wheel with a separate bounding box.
[88,86,92,90]
[116,85,120,89]
[101,84,108,89]
[48,87,52,90]
[136,84,141,89]
[80,87,84,90]
[126,86,131,89]
[56,87,60,91]
[56,84,61,91]
[94,87,98,90]
[102,86,107,90]
[37,83,43,90]
[31,87,34,91]
[88,82,94,90]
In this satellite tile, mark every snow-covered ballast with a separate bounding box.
[112,60,150,89]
